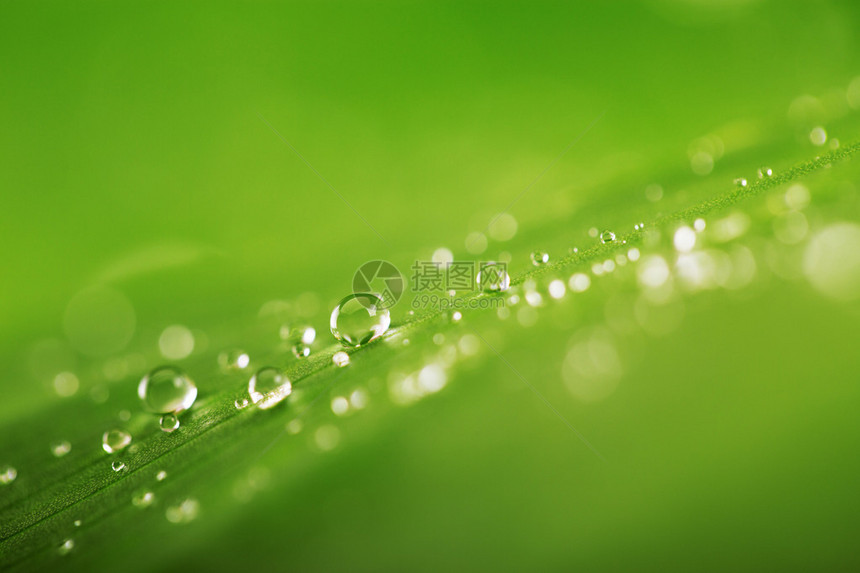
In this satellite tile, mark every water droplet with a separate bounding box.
[159,414,180,433]
[51,440,72,457]
[138,366,197,414]
[734,178,748,188]
[476,263,510,292]
[165,498,199,524]
[757,166,773,178]
[234,397,249,409]
[599,230,616,244]
[132,490,155,508]
[74,520,82,527]
[154,470,167,482]
[218,349,250,371]
[332,351,350,367]
[58,538,74,556]
[530,251,549,266]
[281,324,316,345]
[330,294,391,348]
[0,465,17,485]
[809,126,827,146]
[248,367,292,409]
[102,429,132,454]
[111,460,127,472]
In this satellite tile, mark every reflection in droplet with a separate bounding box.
[330,294,391,347]
[102,430,132,454]
[138,366,197,414]
[248,367,292,409]
[159,414,180,433]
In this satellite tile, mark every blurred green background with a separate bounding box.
[2,0,860,570]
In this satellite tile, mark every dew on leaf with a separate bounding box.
[248,367,292,409]
[102,429,132,454]
[138,366,197,414]
[330,293,391,348]
[159,414,180,433]
[599,230,616,244]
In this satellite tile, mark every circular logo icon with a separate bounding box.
[352,260,404,309]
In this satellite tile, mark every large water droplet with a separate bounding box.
[0,465,17,485]
[330,294,391,348]
[138,366,197,414]
[248,367,292,409]
[102,430,132,454]
[530,251,549,266]
[159,414,180,433]
[599,230,616,244]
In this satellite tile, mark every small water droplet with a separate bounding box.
[0,465,17,485]
[138,366,197,414]
[599,230,616,244]
[530,251,549,266]
[156,470,168,481]
[282,325,316,345]
[74,520,82,527]
[332,351,350,367]
[234,397,250,409]
[476,263,510,293]
[757,166,773,178]
[159,414,180,433]
[166,498,199,524]
[248,367,292,409]
[51,440,72,458]
[218,349,250,371]
[132,490,155,508]
[102,429,132,454]
[734,178,748,188]
[111,460,127,472]
[329,294,391,348]
[58,538,74,556]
